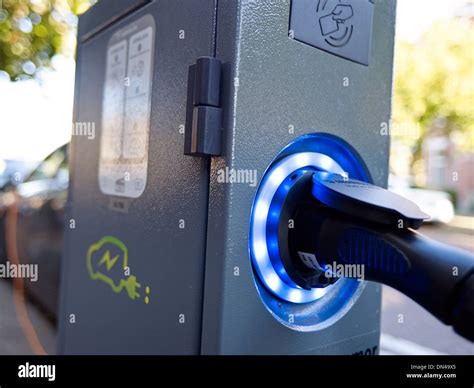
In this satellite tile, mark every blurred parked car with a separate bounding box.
[389,175,455,224]
[0,144,68,319]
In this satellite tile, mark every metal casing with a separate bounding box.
[201,0,396,354]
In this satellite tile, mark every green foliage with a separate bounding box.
[0,0,94,80]
[393,19,474,158]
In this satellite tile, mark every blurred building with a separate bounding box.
[423,136,474,215]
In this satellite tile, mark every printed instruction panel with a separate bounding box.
[99,15,155,198]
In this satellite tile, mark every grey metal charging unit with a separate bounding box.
[59,0,397,354]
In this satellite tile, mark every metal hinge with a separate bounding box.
[184,57,223,157]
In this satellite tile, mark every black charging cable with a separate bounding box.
[282,172,474,341]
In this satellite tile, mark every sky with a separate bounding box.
[0,0,471,162]
[396,0,471,41]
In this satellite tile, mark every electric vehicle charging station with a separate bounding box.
[59,0,399,354]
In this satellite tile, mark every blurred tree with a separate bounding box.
[393,18,474,168]
[0,0,95,80]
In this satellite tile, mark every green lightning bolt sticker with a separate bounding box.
[87,236,150,304]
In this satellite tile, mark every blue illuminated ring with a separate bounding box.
[250,134,371,308]
[250,152,346,303]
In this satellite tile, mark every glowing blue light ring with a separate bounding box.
[266,167,315,288]
[250,152,346,303]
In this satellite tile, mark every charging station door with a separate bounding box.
[59,0,218,354]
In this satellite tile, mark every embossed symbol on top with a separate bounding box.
[318,1,354,47]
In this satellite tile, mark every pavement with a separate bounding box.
[0,219,471,355]
[0,279,56,355]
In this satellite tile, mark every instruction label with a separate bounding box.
[99,15,155,198]
[297,251,322,271]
